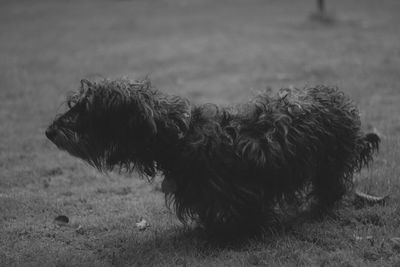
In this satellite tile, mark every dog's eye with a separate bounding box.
[67,95,91,111]
[67,98,89,113]
[67,99,76,109]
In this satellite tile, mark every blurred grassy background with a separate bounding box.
[1,0,400,266]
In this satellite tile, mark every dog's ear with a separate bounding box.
[67,79,94,109]
[140,104,157,136]
[79,79,96,106]
[129,97,157,136]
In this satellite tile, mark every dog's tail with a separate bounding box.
[353,132,387,206]
[357,132,380,169]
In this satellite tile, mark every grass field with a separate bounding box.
[1,0,400,266]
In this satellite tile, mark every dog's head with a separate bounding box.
[46,78,159,175]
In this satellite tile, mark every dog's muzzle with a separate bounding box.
[45,125,73,154]
[46,126,56,140]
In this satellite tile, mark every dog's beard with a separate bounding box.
[46,125,153,174]
[47,126,109,170]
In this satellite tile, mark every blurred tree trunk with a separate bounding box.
[317,0,325,14]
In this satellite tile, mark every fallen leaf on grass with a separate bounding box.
[136,218,149,231]
[76,225,85,235]
[354,235,373,241]
[54,215,69,226]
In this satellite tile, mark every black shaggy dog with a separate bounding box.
[46,78,380,237]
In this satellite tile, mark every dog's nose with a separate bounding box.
[45,126,57,140]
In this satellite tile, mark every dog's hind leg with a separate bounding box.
[311,132,380,214]
[310,164,350,215]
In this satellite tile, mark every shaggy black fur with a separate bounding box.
[46,78,380,237]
